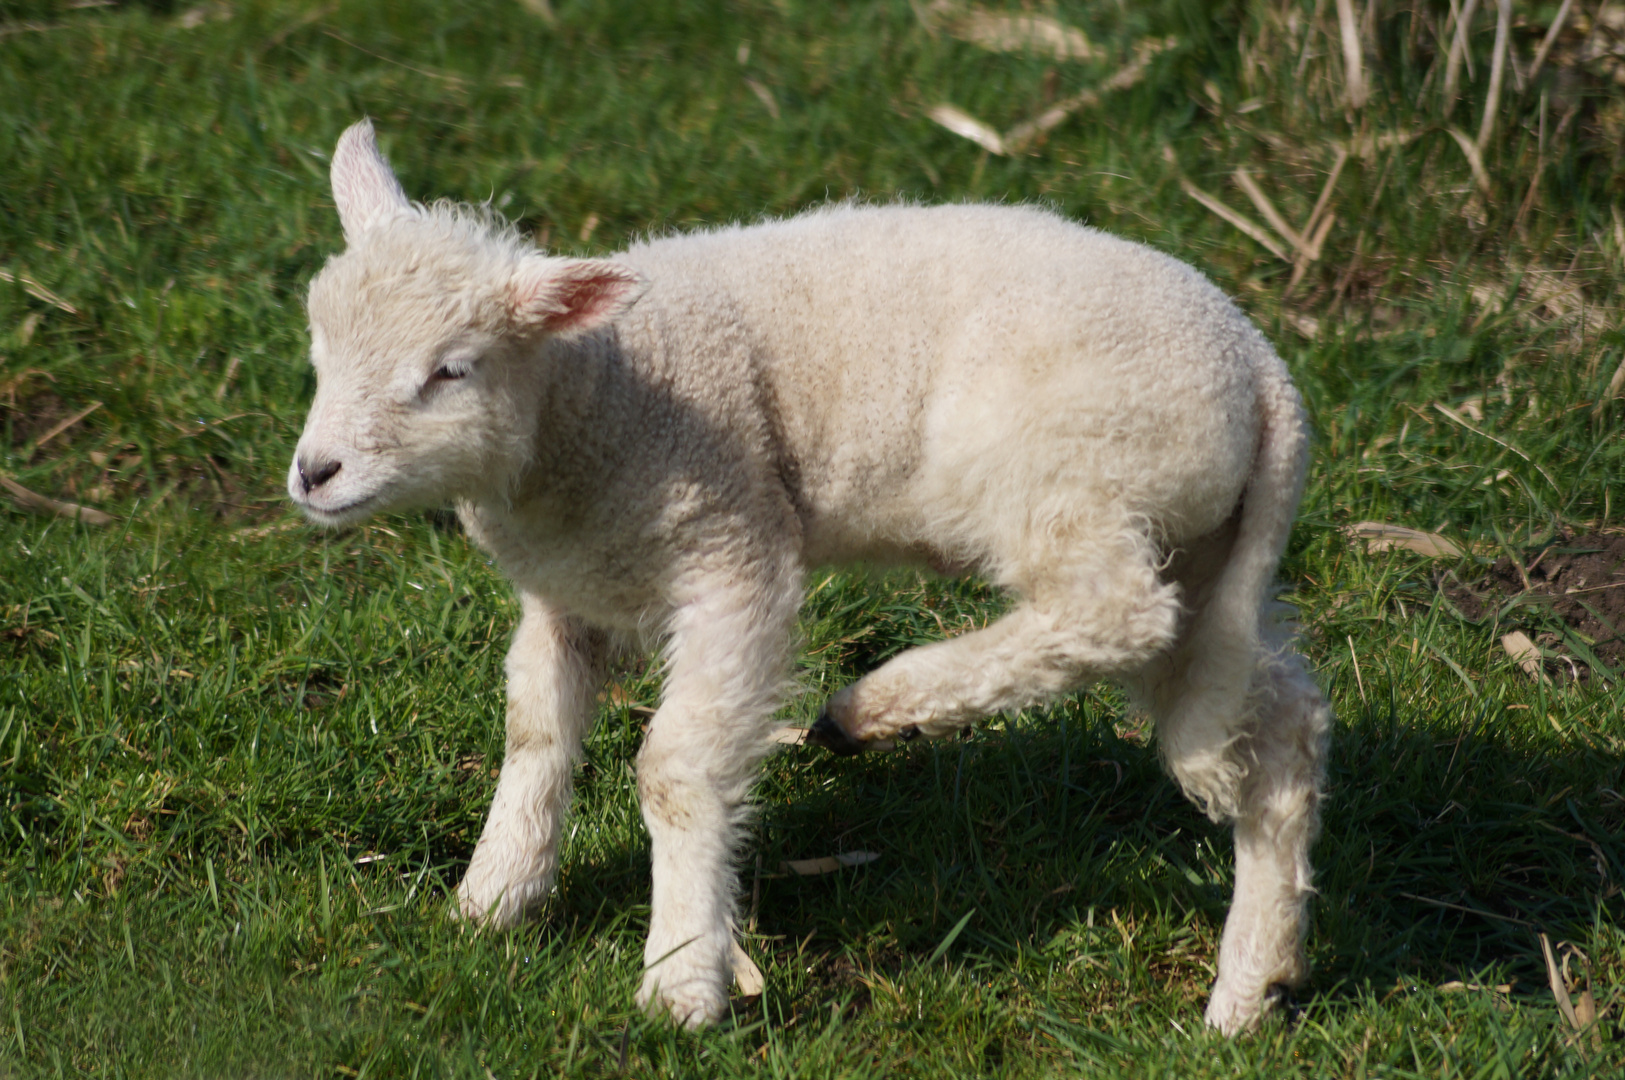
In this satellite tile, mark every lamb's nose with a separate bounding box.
[298,457,342,493]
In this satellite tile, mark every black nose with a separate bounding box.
[297,457,342,494]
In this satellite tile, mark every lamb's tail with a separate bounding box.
[1157,354,1309,821]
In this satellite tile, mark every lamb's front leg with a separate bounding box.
[457,593,604,927]
[635,568,800,1027]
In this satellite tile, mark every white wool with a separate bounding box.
[289,120,1332,1033]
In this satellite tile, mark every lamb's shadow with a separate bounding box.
[545,694,1622,1023]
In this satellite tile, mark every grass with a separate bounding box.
[2,0,1623,1075]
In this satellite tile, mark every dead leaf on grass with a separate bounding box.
[1501,630,1549,684]
[744,77,780,120]
[1540,933,1583,1030]
[915,1,1097,62]
[515,0,556,24]
[730,940,764,994]
[927,103,1007,154]
[782,851,881,876]
[1345,521,1465,558]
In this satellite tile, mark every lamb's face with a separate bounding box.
[287,119,645,528]
[288,244,529,527]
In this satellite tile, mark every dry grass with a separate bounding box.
[1,2,1622,1076]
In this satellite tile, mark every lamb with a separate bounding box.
[288,119,1332,1034]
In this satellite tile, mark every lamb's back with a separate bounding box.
[617,204,1273,559]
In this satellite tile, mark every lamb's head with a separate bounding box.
[288,119,645,527]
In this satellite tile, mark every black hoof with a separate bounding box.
[899,725,920,742]
[1262,982,1303,1024]
[807,707,867,757]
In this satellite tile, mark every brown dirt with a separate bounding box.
[1442,532,1625,677]
[3,387,68,448]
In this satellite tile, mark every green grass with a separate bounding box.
[2,1,1623,1075]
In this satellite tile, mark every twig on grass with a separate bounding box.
[1178,179,1290,261]
[321,29,467,87]
[1528,0,1574,86]
[1444,126,1492,195]
[1182,141,1350,290]
[1400,891,1532,926]
[0,474,114,526]
[781,851,880,876]
[0,268,78,315]
[1286,212,1338,294]
[1476,0,1512,153]
[929,36,1173,156]
[1233,167,1306,254]
[1442,0,1482,116]
[1347,635,1367,704]
[1002,37,1173,153]
[1286,145,1349,293]
[1302,145,1350,243]
[730,940,764,995]
[27,400,101,459]
[1433,402,1558,492]
[1333,0,1367,108]
[214,356,241,402]
[1598,354,1625,417]
[0,20,64,40]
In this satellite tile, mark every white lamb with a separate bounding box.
[288,120,1332,1034]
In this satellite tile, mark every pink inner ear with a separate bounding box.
[543,271,625,331]
[513,261,643,335]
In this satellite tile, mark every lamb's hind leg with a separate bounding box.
[1203,639,1331,1033]
[1135,543,1331,1034]
[813,531,1181,751]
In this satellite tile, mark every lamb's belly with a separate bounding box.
[795,385,1258,569]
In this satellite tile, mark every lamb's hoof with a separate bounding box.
[807,707,867,757]
[637,983,726,1030]
[1204,980,1297,1035]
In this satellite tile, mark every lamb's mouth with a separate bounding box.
[298,494,378,526]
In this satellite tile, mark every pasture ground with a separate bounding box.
[2,1,1623,1075]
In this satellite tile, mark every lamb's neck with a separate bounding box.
[479,328,643,527]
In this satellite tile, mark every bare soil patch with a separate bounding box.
[1442,532,1625,679]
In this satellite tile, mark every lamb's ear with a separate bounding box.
[507,257,647,338]
[331,119,412,242]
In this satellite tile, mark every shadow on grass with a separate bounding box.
[627,699,1625,1026]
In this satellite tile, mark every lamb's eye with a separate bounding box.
[432,365,468,381]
